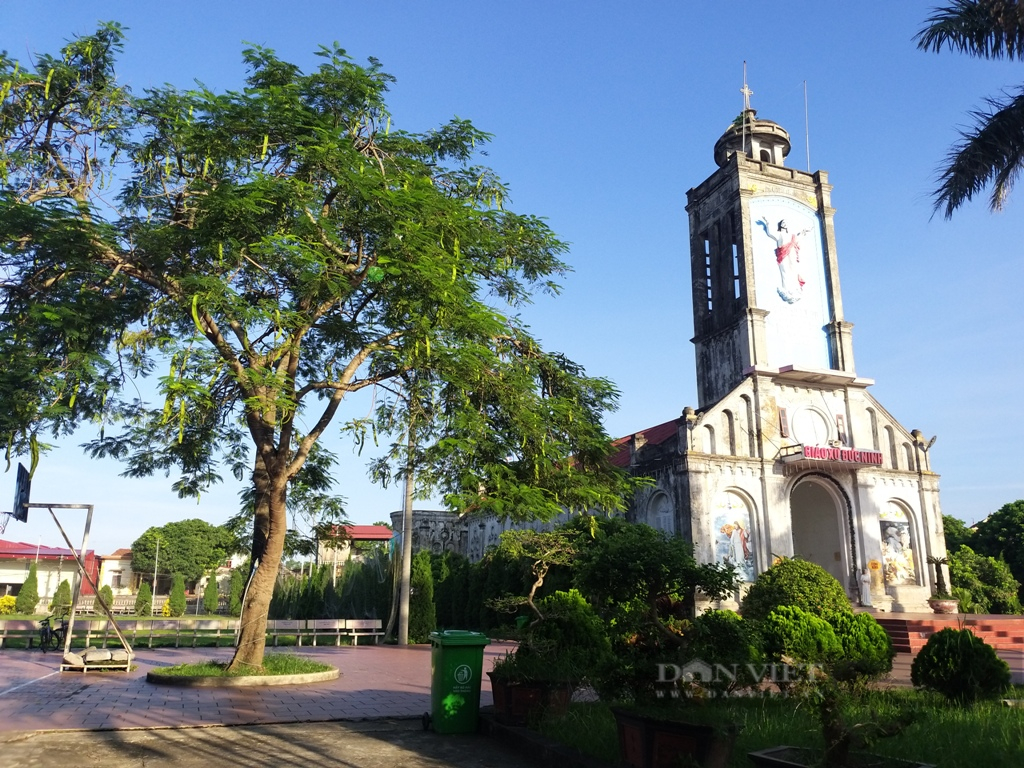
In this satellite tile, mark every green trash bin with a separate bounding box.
[427,629,490,734]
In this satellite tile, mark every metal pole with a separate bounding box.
[152,538,160,616]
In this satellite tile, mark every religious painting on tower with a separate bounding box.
[712,491,755,582]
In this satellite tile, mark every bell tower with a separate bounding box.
[685,105,855,407]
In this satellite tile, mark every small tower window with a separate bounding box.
[759,149,771,163]
[732,243,741,299]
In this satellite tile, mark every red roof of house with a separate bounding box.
[0,539,95,560]
[610,418,680,467]
[103,548,132,559]
[329,525,394,541]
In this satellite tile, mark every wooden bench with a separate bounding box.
[0,620,37,648]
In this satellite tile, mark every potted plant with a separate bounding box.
[611,703,738,768]
[487,648,576,726]
[925,556,959,614]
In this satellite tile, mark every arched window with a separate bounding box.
[904,443,916,471]
[741,395,755,457]
[759,149,771,163]
[704,424,716,454]
[884,425,898,469]
[723,409,736,455]
[867,408,879,450]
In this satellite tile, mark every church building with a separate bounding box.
[615,105,946,613]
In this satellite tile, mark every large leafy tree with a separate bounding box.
[131,519,235,585]
[972,500,1024,591]
[916,1,1024,216]
[0,26,632,669]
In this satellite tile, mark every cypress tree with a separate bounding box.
[49,579,72,616]
[203,574,220,614]
[15,562,40,614]
[408,550,436,643]
[135,582,153,616]
[228,569,244,617]
[168,574,187,616]
[98,584,114,612]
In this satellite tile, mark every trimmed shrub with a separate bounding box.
[135,582,153,616]
[16,563,40,614]
[203,575,219,614]
[688,609,763,693]
[98,584,114,611]
[167,574,187,617]
[228,568,244,617]
[740,558,851,623]
[49,579,72,616]
[911,627,1011,704]
[408,549,436,643]
[828,611,894,680]
[0,595,16,615]
[761,605,842,664]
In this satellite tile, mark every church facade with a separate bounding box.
[616,108,946,612]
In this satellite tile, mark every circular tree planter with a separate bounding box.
[147,667,338,687]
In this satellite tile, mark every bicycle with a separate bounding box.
[38,614,68,652]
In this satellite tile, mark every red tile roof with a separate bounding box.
[0,539,94,559]
[328,525,394,541]
[610,418,680,467]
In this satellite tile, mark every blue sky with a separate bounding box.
[3,2,1022,555]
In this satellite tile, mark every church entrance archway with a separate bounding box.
[789,476,850,588]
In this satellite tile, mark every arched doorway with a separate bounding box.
[790,478,848,587]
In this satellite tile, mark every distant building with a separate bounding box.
[97,548,136,595]
[316,524,395,578]
[0,539,98,610]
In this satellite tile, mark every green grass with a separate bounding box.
[149,652,334,678]
[538,689,1024,768]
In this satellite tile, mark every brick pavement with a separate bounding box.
[0,642,516,735]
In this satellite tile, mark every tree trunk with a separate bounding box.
[227,458,286,672]
[397,466,414,645]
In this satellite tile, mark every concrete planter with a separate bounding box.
[749,745,934,768]
[487,673,572,726]
[927,598,959,614]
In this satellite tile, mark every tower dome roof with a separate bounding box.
[713,109,791,168]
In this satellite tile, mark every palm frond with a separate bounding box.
[934,88,1024,217]
[916,1,1024,60]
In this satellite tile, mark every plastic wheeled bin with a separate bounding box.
[425,630,490,734]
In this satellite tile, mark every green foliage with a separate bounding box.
[761,605,843,664]
[168,574,187,617]
[15,562,39,614]
[228,569,245,617]
[493,589,610,685]
[98,584,114,611]
[827,611,895,680]
[0,24,635,669]
[916,7,1024,216]
[408,550,436,643]
[690,609,762,667]
[203,575,220,614]
[268,553,393,620]
[0,595,16,614]
[135,582,153,616]
[949,545,1022,614]
[571,516,738,701]
[942,515,975,553]
[972,500,1024,593]
[49,579,72,615]
[432,551,470,629]
[740,558,852,623]
[131,520,234,585]
[911,627,1011,704]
